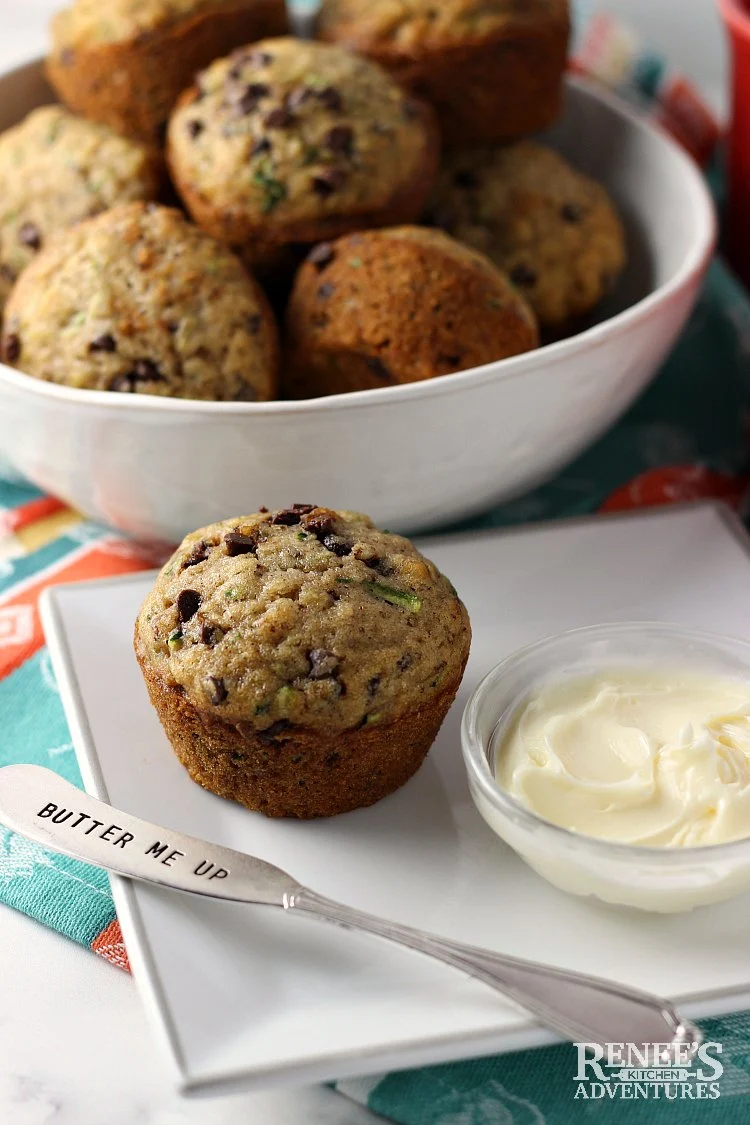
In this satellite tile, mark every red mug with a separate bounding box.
[719,0,750,284]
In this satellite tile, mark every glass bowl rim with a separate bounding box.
[461,620,750,865]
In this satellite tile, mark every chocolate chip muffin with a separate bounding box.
[0,106,160,321]
[283,226,538,398]
[1,202,278,401]
[318,0,570,145]
[426,142,627,331]
[167,37,440,273]
[134,506,471,818]
[47,0,289,142]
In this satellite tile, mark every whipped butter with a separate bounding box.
[496,668,750,848]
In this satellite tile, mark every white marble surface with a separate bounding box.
[0,1,732,1123]
[0,903,383,1125]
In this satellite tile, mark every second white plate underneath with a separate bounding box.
[41,504,750,1095]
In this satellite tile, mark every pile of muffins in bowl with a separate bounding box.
[0,0,715,539]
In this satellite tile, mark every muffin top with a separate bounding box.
[168,38,435,234]
[1,202,278,401]
[135,505,471,732]
[51,0,228,47]
[0,106,159,313]
[426,142,627,328]
[286,225,538,390]
[319,0,570,51]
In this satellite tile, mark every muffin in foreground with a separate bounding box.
[426,142,627,331]
[134,506,471,818]
[318,0,570,145]
[284,226,538,398]
[0,106,160,319]
[1,202,278,401]
[47,0,289,142]
[167,37,440,273]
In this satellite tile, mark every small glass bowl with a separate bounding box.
[461,622,750,913]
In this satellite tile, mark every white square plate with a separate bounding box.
[41,505,750,1095]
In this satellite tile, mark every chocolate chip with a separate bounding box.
[371,121,392,135]
[264,108,294,129]
[89,333,117,353]
[248,82,270,99]
[317,86,342,111]
[177,589,201,622]
[270,509,302,526]
[236,90,260,115]
[397,654,413,673]
[183,540,209,568]
[367,675,381,698]
[250,136,271,156]
[259,719,291,742]
[510,264,537,287]
[228,61,245,81]
[325,751,341,766]
[311,169,346,197]
[402,99,419,119]
[4,334,21,363]
[562,202,583,223]
[258,505,269,513]
[247,313,262,334]
[287,85,314,111]
[308,243,335,270]
[248,50,273,66]
[206,676,228,705]
[187,119,204,138]
[317,281,334,299]
[453,170,478,189]
[200,623,222,646]
[303,512,335,537]
[365,356,392,381]
[324,125,354,156]
[308,649,339,679]
[0,264,17,283]
[438,353,462,368]
[225,531,258,555]
[60,47,75,66]
[18,221,42,251]
[291,503,316,514]
[111,358,164,392]
[322,535,350,557]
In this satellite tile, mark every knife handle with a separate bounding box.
[289,887,700,1060]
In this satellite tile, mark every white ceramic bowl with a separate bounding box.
[0,63,715,542]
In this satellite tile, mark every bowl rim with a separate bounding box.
[461,620,750,864]
[0,74,717,417]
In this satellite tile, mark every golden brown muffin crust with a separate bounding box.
[284,226,538,397]
[135,505,471,731]
[167,38,439,264]
[426,142,627,329]
[2,202,278,401]
[318,0,570,144]
[0,106,160,318]
[137,657,463,817]
[47,0,289,142]
[319,0,569,51]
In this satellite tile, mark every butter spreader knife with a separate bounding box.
[0,763,700,1062]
